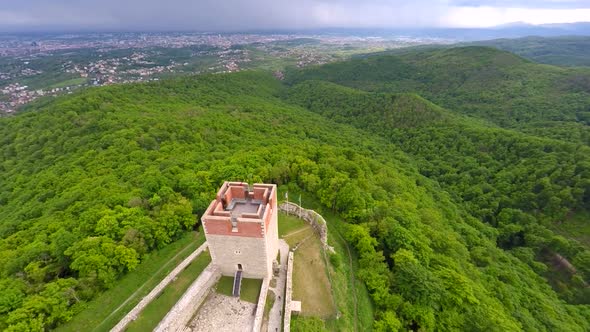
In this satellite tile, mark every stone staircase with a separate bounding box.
[232,270,242,297]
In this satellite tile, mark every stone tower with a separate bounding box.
[201,182,279,279]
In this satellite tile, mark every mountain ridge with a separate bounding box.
[286,46,590,145]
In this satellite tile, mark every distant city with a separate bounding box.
[0,32,452,115]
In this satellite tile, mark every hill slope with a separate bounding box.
[0,70,589,331]
[470,36,590,67]
[370,36,590,67]
[285,79,590,303]
[286,46,590,145]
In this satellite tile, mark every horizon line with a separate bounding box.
[1,21,589,36]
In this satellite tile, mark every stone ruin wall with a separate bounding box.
[252,277,270,332]
[283,251,294,332]
[111,242,209,332]
[154,264,221,332]
[278,202,334,253]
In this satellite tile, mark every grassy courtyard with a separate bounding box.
[215,276,263,303]
[277,189,375,332]
[280,211,336,319]
[287,227,336,318]
[278,212,308,237]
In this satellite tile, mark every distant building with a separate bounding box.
[201,182,279,279]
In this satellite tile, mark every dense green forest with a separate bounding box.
[469,36,590,67]
[1,47,590,331]
[288,46,590,145]
[285,80,590,301]
[374,36,590,67]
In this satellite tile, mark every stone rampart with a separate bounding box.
[154,263,222,332]
[252,277,270,332]
[279,202,334,253]
[111,241,209,332]
[283,251,294,332]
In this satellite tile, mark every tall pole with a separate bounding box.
[285,191,289,215]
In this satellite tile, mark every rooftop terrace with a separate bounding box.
[227,199,263,218]
[202,182,277,236]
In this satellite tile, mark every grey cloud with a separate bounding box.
[450,0,590,9]
[0,0,451,30]
[0,0,320,31]
[0,0,588,32]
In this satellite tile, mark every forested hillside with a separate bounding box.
[287,46,590,145]
[373,36,590,67]
[1,51,590,331]
[286,80,590,302]
[470,36,590,67]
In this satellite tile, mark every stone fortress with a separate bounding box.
[115,181,314,332]
[201,181,279,284]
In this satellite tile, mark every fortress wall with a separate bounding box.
[204,219,264,238]
[278,202,334,253]
[111,242,209,332]
[207,234,270,278]
[154,263,221,332]
[265,205,279,275]
[252,277,270,332]
[283,251,294,332]
[253,187,267,201]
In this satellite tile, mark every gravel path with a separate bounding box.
[267,240,289,332]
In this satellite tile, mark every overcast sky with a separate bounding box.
[0,0,589,32]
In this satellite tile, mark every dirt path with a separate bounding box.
[283,226,311,239]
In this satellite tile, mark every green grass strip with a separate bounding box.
[125,251,212,331]
[57,231,205,332]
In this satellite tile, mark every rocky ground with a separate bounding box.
[188,293,256,332]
